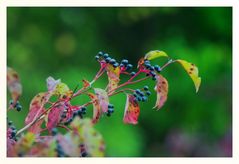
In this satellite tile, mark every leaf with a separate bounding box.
[14,132,35,156]
[154,74,168,110]
[94,88,109,113]
[70,118,105,157]
[46,102,65,132]
[25,92,51,134]
[7,67,22,106]
[87,93,101,124]
[144,50,168,61]
[106,64,120,93]
[123,94,140,125]
[176,59,201,92]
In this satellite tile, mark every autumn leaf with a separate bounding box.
[123,94,140,124]
[87,93,101,124]
[94,88,109,113]
[154,74,168,110]
[7,67,22,107]
[46,102,65,132]
[144,50,168,61]
[105,64,120,93]
[70,118,105,157]
[176,59,201,92]
[25,92,51,134]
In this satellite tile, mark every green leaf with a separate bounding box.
[154,74,168,110]
[144,50,168,60]
[176,59,201,93]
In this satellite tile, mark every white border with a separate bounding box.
[0,0,238,164]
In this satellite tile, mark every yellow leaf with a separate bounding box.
[176,59,201,93]
[144,50,168,60]
[53,82,73,97]
[106,64,120,93]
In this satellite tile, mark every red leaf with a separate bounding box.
[46,102,65,131]
[25,92,50,134]
[94,88,109,113]
[123,94,140,124]
[88,93,101,124]
[7,67,22,107]
[154,74,168,110]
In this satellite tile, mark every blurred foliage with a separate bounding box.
[7,7,232,157]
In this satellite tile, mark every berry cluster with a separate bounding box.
[7,120,17,141]
[106,104,114,117]
[144,60,161,80]
[95,52,133,71]
[9,100,22,112]
[133,86,151,102]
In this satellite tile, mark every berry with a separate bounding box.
[81,152,87,157]
[152,77,157,81]
[73,111,78,118]
[133,93,137,97]
[108,104,114,109]
[121,59,128,65]
[81,106,86,112]
[8,121,13,126]
[11,130,16,138]
[98,51,104,56]
[149,66,155,71]
[144,60,150,65]
[95,55,99,60]
[135,89,141,94]
[142,96,147,102]
[137,97,142,102]
[130,72,136,76]
[113,63,119,68]
[9,100,14,105]
[120,63,124,67]
[52,128,58,136]
[109,59,116,64]
[150,71,156,77]
[146,91,151,96]
[106,113,111,117]
[145,64,151,69]
[144,86,149,91]
[103,53,109,58]
[16,104,22,112]
[139,91,144,97]
[154,65,161,72]
[105,57,111,63]
[108,108,114,114]
[126,64,133,70]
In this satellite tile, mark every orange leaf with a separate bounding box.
[88,93,101,124]
[105,64,120,93]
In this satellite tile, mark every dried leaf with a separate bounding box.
[7,67,22,106]
[46,76,61,92]
[123,94,140,125]
[144,50,168,60]
[176,59,201,92]
[25,92,50,134]
[106,64,120,93]
[154,74,168,110]
[46,102,65,132]
[88,93,101,124]
[70,118,105,157]
[94,88,109,113]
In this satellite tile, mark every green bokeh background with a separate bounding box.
[7,7,232,157]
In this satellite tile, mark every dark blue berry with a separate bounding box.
[154,65,161,72]
[145,64,151,69]
[150,71,156,77]
[146,91,151,96]
[130,72,136,76]
[144,86,149,91]
[81,107,86,112]
[126,64,133,70]
[98,51,104,56]
[81,152,87,157]
[8,121,13,126]
[16,104,22,112]
[133,93,137,97]
[135,89,141,94]
[144,60,150,65]
[9,100,14,105]
[149,66,155,71]
[52,128,58,136]
[105,57,111,63]
[142,96,147,102]
[95,55,99,60]
[103,53,109,58]
[152,77,157,81]
[120,63,124,67]
[106,113,111,117]
[121,59,128,65]
[137,97,142,102]
[108,108,114,114]
[109,59,116,64]
[113,63,119,68]
[139,91,144,97]
[108,104,114,109]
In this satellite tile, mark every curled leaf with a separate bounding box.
[25,92,51,134]
[46,102,65,132]
[70,118,105,157]
[154,74,168,110]
[106,64,120,93]
[176,59,201,92]
[7,67,22,106]
[123,94,140,125]
[88,93,101,124]
[144,50,168,61]
[94,88,109,113]
[46,76,61,92]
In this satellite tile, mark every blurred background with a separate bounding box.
[7,7,232,157]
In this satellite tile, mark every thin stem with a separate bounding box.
[160,59,176,71]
